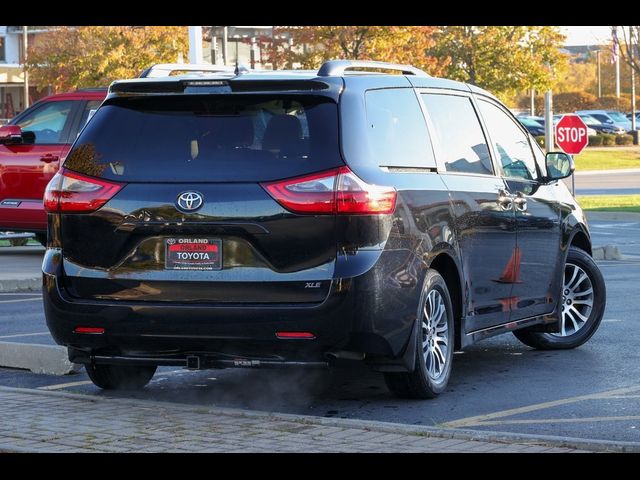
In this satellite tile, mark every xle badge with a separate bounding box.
[305,282,321,288]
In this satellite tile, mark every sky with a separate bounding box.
[561,26,613,46]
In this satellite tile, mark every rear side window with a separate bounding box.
[63,95,341,183]
[421,94,493,175]
[364,89,435,168]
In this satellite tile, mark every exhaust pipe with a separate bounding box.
[325,351,366,361]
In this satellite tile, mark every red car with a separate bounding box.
[0,89,106,244]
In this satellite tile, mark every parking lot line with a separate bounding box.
[0,332,49,339]
[38,380,94,390]
[442,384,640,428]
[38,369,186,391]
[0,298,42,304]
[474,415,640,426]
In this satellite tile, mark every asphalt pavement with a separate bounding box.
[0,218,638,447]
[570,168,640,195]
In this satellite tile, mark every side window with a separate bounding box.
[78,100,103,132]
[421,93,493,175]
[365,89,435,168]
[15,101,74,145]
[477,99,538,181]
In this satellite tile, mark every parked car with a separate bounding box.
[43,60,606,398]
[575,109,634,133]
[517,116,545,136]
[0,89,106,244]
[576,113,627,135]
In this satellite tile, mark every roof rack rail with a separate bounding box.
[139,63,247,78]
[317,60,428,77]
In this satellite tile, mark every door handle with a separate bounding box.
[40,154,59,163]
[497,189,514,211]
[514,192,528,212]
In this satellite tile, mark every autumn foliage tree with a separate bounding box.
[263,26,448,76]
[27,26,188,92]
[430,26,567,103]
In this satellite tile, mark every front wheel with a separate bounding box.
[85,364,157,390]
[384,270,455,399]
[513,246,606,350]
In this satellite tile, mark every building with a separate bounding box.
[0,26,50,121]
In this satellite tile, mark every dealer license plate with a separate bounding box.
[165,238,222,271]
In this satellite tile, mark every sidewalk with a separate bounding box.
[0,245,43,292]
[0,386,632,453]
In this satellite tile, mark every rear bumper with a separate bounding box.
[43,248,420,365]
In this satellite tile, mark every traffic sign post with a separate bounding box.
[555,115,589,197]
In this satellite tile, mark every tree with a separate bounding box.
[430,26,567,103]
[27,26,188,92]
[262,26,448,76]
[617,26,640,75]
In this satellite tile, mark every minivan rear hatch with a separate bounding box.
[58,92,344,304]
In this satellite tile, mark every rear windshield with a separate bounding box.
[64,94,342,182]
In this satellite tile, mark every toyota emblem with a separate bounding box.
[176,191,204,212]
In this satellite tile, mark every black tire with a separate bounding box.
[513,246,606,350]
[35,233,47,246]
[85,364,157,390]
[384,270,455,399]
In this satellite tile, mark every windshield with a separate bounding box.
[519,118,542,127]
[607,111,629,122]
[579,115,600,126]
[64,94,342,183]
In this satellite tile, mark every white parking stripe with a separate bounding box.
[0,332,49,339]
[0,298,42,304]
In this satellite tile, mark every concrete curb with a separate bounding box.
[0,277,41,293]
[592,245,623,260]
[1,386,638,453]
[0,342,82,375]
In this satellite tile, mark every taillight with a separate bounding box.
[44,169,124,213]
[261,167,396,215]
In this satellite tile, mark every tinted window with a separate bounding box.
[365,89,435,168]
[64,95,341,183]
[477,99,537,181]
[591,114,613,124]
[421,94,493,175]
[14,101,74,145]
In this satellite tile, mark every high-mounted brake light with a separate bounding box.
[44,169,124,213]
[261,167,396,215]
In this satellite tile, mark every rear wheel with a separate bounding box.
[384,270,454,399]
[35,233,47,246]
[85,364,157,390]
[513,246,606,350]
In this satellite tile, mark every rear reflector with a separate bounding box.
[73,327,105,334]
[276,332,316,339]
[261,166,396,215]
[44,168,124,213]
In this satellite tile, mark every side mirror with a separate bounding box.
[544,152,574,182]
[0,125,23,145]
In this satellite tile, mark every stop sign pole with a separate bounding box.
[555,115,589,196]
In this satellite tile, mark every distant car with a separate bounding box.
[575,109,634,133]
[576,113,626,135]
[0,89,107,243]
[518,117,545,136]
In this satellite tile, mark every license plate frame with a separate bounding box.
[164,238,222,271]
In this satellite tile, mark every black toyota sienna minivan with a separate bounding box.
[43,60,606,398]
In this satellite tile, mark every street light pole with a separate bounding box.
[22,26,29,109]
[597,50,602,98]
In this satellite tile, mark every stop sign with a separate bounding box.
[555,115,589,155]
